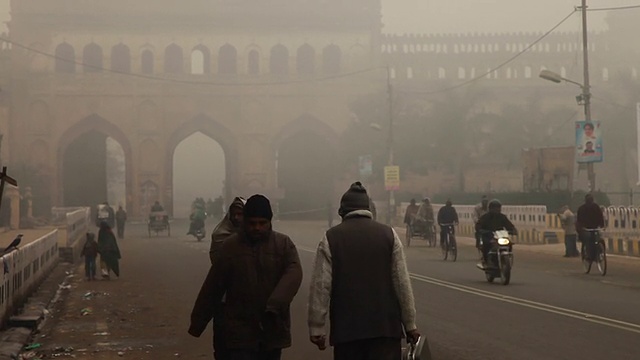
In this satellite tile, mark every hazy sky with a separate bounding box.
[0,1,635,34]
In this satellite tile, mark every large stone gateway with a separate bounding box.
[7,0,383,218]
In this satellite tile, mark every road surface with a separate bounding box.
[32,220,640,359]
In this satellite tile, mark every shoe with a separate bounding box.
[476,262,486,270]
[563,255,570,258]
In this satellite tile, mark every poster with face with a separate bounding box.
[576,121,603,163]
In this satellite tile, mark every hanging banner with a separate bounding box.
[384,165,400,191]
[576,121,603,163]
[358,155,373,177]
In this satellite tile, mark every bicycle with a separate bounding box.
[439,223,457,261]
[581,228,607,276]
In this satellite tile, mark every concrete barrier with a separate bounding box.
[0,230,58,328]
[52,207,91,262]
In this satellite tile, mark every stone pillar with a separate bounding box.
[6,186,20,230]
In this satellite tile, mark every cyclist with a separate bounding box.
[437,199,459,247]
[475,199,517,269]
[576,193,605,261]
[416,197,435,239]
[404,199,420,233]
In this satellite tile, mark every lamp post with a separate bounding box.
[538,0,595,192]
[369,66,395,225]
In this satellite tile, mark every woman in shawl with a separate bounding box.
[98,221,121,279]
[209,197,246,265]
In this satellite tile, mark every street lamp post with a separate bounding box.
[369,66,395,225]
[539,0,595,193]
[386,66,395,225]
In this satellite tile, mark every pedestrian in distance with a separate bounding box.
[97,221,121,280]
[308,182,420,360]
[189,194,303,360]
[81,232,99,281]
[559,205,579,257]
[115,205,127,239]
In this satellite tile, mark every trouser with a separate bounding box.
[213,303,228,360]
[475,230,481,248]
[440,226,455,246]
[334,337,401,360]
[579,231,596,260]
[481,233,493,263]
[84,257,96,279]
[227,348,281,360]
[116,223,125,238]
[564,234,579,256]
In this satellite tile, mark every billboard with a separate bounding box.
[575,121,603,163]
[384,166,400,191]
[358,155,373,177]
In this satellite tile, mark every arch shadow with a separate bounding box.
[56,114,133,209]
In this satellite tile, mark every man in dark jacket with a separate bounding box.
[576,193,605,261]
[437,200,459,247]
[189,194,303,360]
[307,182,419,360]
[475,199,517,269]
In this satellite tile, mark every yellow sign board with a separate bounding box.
[384,166,400,191]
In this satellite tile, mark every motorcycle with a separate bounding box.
[193,225,206,242]
[478,229,514,285]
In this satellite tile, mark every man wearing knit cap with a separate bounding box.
[307,182,420,359]
[189,194,303,360]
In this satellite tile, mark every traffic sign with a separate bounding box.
[384,166,400,191]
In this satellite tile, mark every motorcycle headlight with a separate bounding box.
[497,238,510,245]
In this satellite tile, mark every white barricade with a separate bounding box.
[0,230,59,327]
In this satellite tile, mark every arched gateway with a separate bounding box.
[7,0,381,218]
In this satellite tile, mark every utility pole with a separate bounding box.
[386,66,395,225]
[580,0,596,193]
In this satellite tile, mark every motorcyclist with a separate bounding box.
[575,193,605,261]
[404,199,420,231]
[416,197,435,238]
[475,199,517,269]
[437,200,459,247]
[472,195,489,249]
[151,201,164,212]
[187,201,207,236]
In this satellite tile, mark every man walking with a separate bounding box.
[308,182,420,360]
[115,205,127,239]
[189,194,303,360]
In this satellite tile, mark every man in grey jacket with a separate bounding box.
[307,182,419,360]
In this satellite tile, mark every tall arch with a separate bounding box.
[191,45,211,74]
[83,43,103,72]
[218,44,237,74]
[111,43,131,73]
[296,44,315,75]
[270,44,289,75]
[165,114,239,216]
[248,49,260,75]
[56,114,133,209]
[164,43,184,74]
[55,43,75,73]
[141,49,154,74]
[272,115,339,218]
[322,44,342,74]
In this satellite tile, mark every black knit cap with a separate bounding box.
[244,194,273,220]
[338,181,371,217]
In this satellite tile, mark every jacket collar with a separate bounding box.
[344,210,373,220]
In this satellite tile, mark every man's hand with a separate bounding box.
[406,329,420,344]
[310,335,327,350]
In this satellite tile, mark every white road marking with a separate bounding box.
[298,246,640,335]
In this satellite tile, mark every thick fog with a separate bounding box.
[382,0,636,33]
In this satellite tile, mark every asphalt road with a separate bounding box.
[36,219,640,359]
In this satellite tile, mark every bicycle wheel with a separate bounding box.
[581,243,592,274]
[405,226,411,247]
[441,234,448,260]
[596,241,607,276]
[450,236,457,262]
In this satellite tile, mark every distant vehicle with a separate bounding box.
[148,210,170,237]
